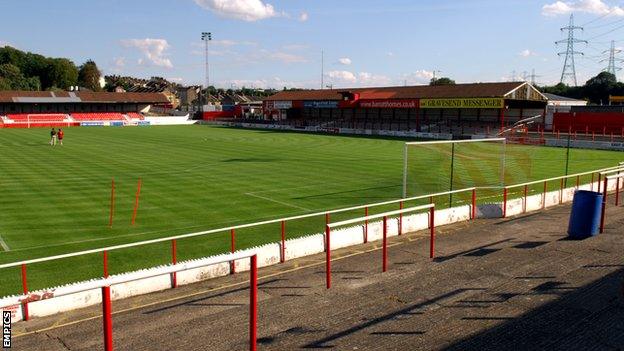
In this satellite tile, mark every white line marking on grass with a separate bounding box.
[245,192,311,211]
[0,234,10,251]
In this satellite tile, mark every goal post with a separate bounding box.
[402,138,507,201]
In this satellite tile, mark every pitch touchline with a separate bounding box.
[0,234,10,252]
[245,192,311,211]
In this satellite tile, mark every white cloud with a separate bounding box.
[337,57,352,65]
[403,70,435,84]
[0,40,13,47]
[327,70,357,83]
[121,38,173,68]
[266,51,307,63]
[113,57,125,68]
[519,49,538,57]
[357,72,392,86]
[542,0,624,16]
[299,12,309,21]
[193,0,281,21]
[167,77,184,83]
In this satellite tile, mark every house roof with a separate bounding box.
[0,91,170,104]
[543,93,585,102]
[264,82,537,101]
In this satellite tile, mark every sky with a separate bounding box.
[2,0,624,89]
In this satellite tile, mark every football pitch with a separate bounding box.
[0,125,621,296]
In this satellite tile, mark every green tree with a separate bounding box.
[43,58,78,90]
[0,63,39,90]
[430,77,455,86]
[78,60,102,91]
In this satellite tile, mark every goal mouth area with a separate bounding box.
[402,138,507,200]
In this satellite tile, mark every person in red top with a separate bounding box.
[58,128,64,146]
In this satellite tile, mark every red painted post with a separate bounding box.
[102,286,113,351]
[559,178,564,204]
[364,207,368,243]
[523,185,528,213]
[103,250,109,278]
[600,178,608,234]
[542,181,547,209]
[382,216,388,273]
[398,201,403,235]
[280,220,285,263]
[616,175,621,206]
[171,239,177,288]
[325,225,331,289]
[131,178,142,225]
[591,173,595,191]
[599,173,602,187]
[576,175,580,189]
[429,207,435,259]
[471,188,477,220]
[429,196,433,204]
[21,264,29,321]
[502,188,508,218]
[230,229,236,274]
[325,212,330,226]
[249,255,258,351]
[109,178,115,228]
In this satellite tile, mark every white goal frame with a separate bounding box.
[402,138,507,198]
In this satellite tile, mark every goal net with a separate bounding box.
[402,138,507,199]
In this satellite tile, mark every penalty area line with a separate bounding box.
[245,192,311,211]
[0,234,10,252]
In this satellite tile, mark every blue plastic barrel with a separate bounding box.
[567,190,603,239]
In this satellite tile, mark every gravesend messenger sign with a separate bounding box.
[420,98,504,109]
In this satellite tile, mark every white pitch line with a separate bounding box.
[0,234,10,252]
[245,192,311,211]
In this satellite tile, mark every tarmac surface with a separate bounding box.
[9,199,624,350]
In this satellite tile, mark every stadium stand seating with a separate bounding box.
[71,113,126,121]
[126,112,145,120]
[7,113,68,121]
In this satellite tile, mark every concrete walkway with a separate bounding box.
[9,201,624,350]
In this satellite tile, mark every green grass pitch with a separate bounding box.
[0,125,621,296]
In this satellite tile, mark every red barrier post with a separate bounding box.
[21,264,29,321]
[600,178,608,233]
[280,220,285,263]
[591,173,594,191]
[230,229,236,274]
[598,173,602,187]
[398,201,403,235]
[325,225,331,289]
[559,178,564,204]
[171,239,177,288]
[102,286,113,351]
[523,185,528,213]
[502,188,508,218]
[576,175,580,189]
[471,188,477,220]
[109,178,115,228]
[325,212,330,226]
[429,207,435,259]
[382,216,388,273]
[616,175,621,206]
[131,178,142,225]
[364,207,368,243]
[103,250,109,278]
[542,181,547,209]
[249,255,258,351]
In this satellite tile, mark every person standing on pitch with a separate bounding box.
[50,128,57,146]
[58,128,64,146]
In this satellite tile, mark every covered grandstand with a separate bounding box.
[0,91,170,128]
[262,82,548,137]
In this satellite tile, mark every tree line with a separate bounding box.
[0,46,102,91]
[540,72,623,105]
